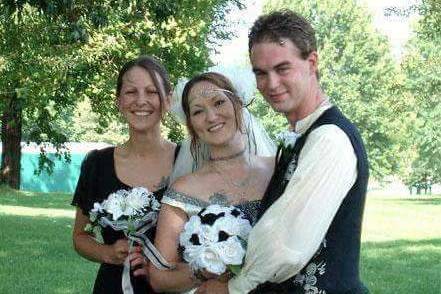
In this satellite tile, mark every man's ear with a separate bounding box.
[307,51,319,77]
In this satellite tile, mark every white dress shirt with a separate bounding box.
[228,100,358,293]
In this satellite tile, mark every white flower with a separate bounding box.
[179,205,252,276]
[132,187,160,211]
[212,236,245,265]
[86,186,162,243]
[195,246,226,275]
[125,188,149,215]
[91,202,103,213]
[182,244,204,263]
[212,214,239,236]
[102,192,125,220]
[180,216,202,247]
[216,213,252,239]
[150,198,161,211]
[237,217,252,239]
[131,186,150,195]
[276,131,298,148]
[197,225,219,245]
[186,215,202,232]
[89,202,103,222]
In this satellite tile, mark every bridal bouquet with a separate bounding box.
[86,187,172,293]
[86,187,161,236]
[179,205,252,276]
[86,187,172,270]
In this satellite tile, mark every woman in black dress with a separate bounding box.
[72,56,179,293]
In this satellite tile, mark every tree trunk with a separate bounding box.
[1,92,22,189]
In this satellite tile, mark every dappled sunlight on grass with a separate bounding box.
[0,205,75,217]
[0,189,439,293]
[360,194,441,293]
[0,214,97,293]
[362,194,441,242]
[361,239,441,293]
[386,196,441,206]
[0,185,73,209]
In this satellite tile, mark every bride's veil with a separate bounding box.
[169,66,276,183]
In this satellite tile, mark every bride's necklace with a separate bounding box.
[211,160,253,190]
[209,148,246,161]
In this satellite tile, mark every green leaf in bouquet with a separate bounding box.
[127,216,135,234]
[228,264,242,276]
[84,223,94,233]
[89,212,97,222]
[93,226,104,244]
[84,224,103,243]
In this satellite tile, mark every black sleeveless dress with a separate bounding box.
[72,146,180,294]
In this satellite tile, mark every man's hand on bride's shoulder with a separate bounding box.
[195,280,229,294]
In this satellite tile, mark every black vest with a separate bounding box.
[254,107,369,294]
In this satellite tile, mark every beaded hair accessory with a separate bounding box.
[171,65,256,124]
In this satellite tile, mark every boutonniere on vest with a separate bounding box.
[276,131,299,150]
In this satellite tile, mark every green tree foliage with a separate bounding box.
[256,0,408,179]
[0,0,244,187]
[400,0,441,188]
[46,98,128,144]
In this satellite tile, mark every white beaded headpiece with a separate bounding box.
[171,65,257,124]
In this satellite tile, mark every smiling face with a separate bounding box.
[187,81,240,147]
[250,39,318,122]
[118,66,169,132]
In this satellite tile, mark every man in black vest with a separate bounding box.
[196,10,369,294]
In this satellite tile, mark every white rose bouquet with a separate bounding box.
[179,205,252,277]
[87,187,161,236]
[86,187,173,294]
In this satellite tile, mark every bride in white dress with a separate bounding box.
[148,72,275,293]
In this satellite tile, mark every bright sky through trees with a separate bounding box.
[212,0,419,65]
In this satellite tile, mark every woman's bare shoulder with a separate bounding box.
[169,168,212,196]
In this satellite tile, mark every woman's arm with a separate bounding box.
[149,203,199,292]
[72,208,129,265]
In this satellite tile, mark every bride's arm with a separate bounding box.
[149,203,199,292]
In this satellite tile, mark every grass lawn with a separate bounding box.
[0,186,440,293]
[0,185,73,209]
[360,194,441,293]
[0,214,98,294]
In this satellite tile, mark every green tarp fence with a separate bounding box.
[1,143,110,193]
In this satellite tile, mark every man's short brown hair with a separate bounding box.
[248,9,317,60]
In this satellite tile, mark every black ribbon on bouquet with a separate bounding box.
[98,212,175,294]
